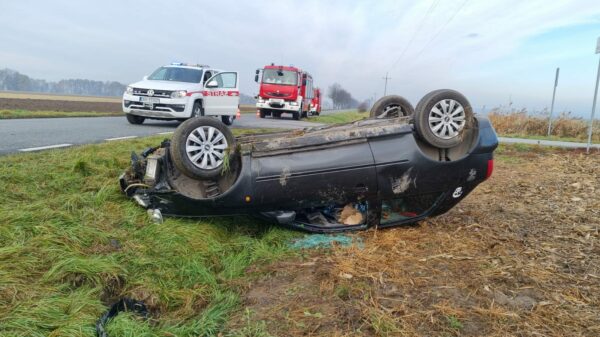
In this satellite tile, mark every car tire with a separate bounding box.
[192,101,203,117]
[171,117,236,180]
[259,109,266,118]
[413,89,474,149]
[221,115,235,126]
[126,114,145,125]
[370,95,414,119]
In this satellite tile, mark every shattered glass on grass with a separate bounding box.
[289,234,363,249]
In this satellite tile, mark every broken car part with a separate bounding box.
[96,298,148,337]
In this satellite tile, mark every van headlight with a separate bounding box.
[126,86,134,94]
[171,90,187,98]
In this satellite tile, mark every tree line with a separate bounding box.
[0,68,126,97]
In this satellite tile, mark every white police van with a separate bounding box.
[122,63,240,125]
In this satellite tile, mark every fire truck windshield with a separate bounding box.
[262,69,298,86]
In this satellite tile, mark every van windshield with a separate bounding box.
[262,69,298,86]
[148,67,203,83]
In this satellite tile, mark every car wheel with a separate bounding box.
[171,117,236,180]
[221,115,235,126]
[126,114,145,125]
[259,109,265,118]
[413,89,474,149]
[370,95,414,119]
[192,101,202,117]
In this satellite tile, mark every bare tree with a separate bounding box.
[327,83,359,109]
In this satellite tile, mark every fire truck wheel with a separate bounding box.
[414,89,474,149]
[370,95,414,119]
[292,111,300,120]
[171,117,236,180]
[259,109,266,118]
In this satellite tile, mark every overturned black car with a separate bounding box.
[120,90,498,232]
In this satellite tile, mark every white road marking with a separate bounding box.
[105,136,137,141]
[157,131,173,135]
[19,143,72,152]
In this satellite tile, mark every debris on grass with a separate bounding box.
[289,234,362,250]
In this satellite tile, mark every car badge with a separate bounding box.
[147,89,154,97]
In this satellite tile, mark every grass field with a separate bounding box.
[0,131,300,336]
[307,110,365,124]
[0,109,122,119]
[2,138,598,336]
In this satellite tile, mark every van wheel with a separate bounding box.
[414,89,474,149]
[370,95,414,119]
[221,115,235,126]
[126,114,145,125]
[192,101,202,117]
[171,117,236,179]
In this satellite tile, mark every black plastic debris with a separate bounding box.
[96,298,148,337]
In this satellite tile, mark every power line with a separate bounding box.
[412,0,469,59]
[389,0,440,72]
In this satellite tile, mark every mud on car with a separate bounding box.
[120,89,498,232]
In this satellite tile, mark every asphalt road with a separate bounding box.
[0,115,321,155]
[2,114,598,155]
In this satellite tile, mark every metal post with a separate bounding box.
[382,73,391,96]
[587,55,600,153]
[547,67,560,136]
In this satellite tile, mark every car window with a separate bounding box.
[208,73,237,88]
[380,193,442,225]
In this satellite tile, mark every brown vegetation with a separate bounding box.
[231,145,600,336]
[489,111,600,142]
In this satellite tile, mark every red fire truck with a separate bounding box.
[255,64,314,120]
[309,88,321,116]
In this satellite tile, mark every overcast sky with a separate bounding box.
[1,0,600,116]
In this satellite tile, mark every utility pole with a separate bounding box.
[587,37,600,153]
[382,73,391,96]
[547,67,560,136]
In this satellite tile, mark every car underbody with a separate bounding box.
[120,110,498,232]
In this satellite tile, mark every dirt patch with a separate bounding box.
[0,97,121,112]
[230,148,600,336]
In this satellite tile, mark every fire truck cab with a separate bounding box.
[255,64,314,120]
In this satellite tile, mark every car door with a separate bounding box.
[202,72,239,116]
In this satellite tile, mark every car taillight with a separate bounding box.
[485,159,494,179]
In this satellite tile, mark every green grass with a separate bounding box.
[0,132,299,336]
[0,109,121,119]
[307,110,366,124]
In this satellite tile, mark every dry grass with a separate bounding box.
[230,145,600,336]
[489,111,600,142]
